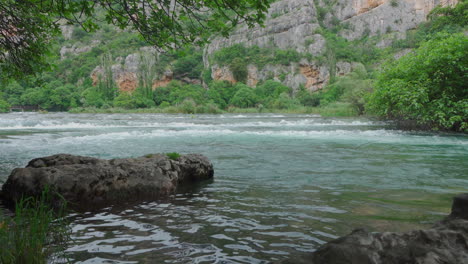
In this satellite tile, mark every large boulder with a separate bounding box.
[1,153,214,210]
[310,193,468,264]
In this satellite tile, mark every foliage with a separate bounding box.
[172,49,204,79]
[166,152,181,160]
[367,33,467,131]
[427,0,467,34]
[230,58,249,83]
[255,80,292,107]
[0,0,270,77]
[0,188,70,264]
[269,92,301,109]
[208,81,239,105]
[230,83,259,108]
[0,95,10,112]
[97,53,117,101]
[296,86,321,107]
[113,93,155,109]
[392,0,467,49]
[81,88,106,108]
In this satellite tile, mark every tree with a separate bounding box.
[367,33,467,131]
[0,0,270,78]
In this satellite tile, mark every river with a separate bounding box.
[0,112,467,263]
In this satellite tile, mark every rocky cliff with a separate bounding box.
[59,0,458,93]
[205,0,458,91]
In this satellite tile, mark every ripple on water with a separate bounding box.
[0,113,466,263]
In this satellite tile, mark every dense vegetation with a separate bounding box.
[0,1,466,131]
[0,0,270,78]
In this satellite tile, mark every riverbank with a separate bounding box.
[67,102,358,117]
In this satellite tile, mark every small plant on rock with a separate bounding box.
[166,152,181,160]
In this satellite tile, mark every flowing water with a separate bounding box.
[0,112,467,263]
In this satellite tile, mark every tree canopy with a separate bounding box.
[0,0,270,78]
[367,33,467,132]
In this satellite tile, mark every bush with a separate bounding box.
[296,87,321,107]
[230,84,258,108]
[256,80,291,101]
[113,93,155,109]
[178,98,197,114]
[153,86,171,106]
[81,87,106,108]
[367,33,468,131]
[230,58,248,83]
[0,98,10,112]
[172,49,203,79]
[208,81,239,105]
[269,92,301,109]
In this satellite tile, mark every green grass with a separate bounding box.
[0,188,71,264]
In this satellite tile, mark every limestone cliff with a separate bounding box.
[79,0,457,93]
[205,0,458,91]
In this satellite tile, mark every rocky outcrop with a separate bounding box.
[212,65,237,84]
[211,60,361,91]
[205,0,458,91]
[1,153,214,210]
[310,193,468,264]
[152,69,174,89]
[60,40,101,59]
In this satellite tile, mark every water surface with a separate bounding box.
[1,112,467,263]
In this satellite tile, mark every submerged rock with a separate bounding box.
[310,193,468,264]
[1,153,213,209]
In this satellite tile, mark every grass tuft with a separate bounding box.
[0,187,71,263]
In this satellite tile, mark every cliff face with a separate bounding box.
[337,0,458,40]
[61,0,457,93]
[205,0,458,91]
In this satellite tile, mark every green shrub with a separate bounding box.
[296,87,321,107]
[269,92,301,109]
[113,93,155,109]
[172,50,203,79]
[0,94,11,112]
[208,81,239,105]
[166,152,181,160]
[230,84,259,108]
[178,98,197,114]
[81,88,106,108]
[153,86,171,106]
[159,101,170,108]
[256,80,291,100]
[230,58,248,82]
[367,33,467,131]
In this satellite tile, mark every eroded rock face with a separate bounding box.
[206,0,458,91]
[310,193,468,264]
[1,154,214,210]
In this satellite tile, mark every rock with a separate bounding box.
[310,193,468,264]
[1,154,214,210]
[450,193,468,219]
[211,64,236,84]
